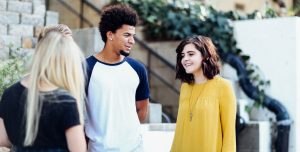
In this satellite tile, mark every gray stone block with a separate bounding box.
[22,36,37,48]
[8,24,33,36]
[148,103,162,123]
[11,47,34,58]
[0,24,7,35]
[32,0,45,5]
[0,35,21,48]
[21,13,44,26]
[19,0,33,2]
[8,1,32,14]
[0,46,9,60]
[0,0,6,11]
[33,3,45,16]
[45,11,59,26]
[0,12,19,24]
[34,25,43,37]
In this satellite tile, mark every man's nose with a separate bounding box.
[129,36,135,44]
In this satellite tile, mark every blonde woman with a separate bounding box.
[171,35,236,152]
[0,24,87,152]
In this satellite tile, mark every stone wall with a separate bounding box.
[0,0,59,60]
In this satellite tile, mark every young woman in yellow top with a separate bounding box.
[171,35,236,152]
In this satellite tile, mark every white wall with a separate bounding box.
[233,17,300,152]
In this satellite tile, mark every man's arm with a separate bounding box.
[136,99,149,123]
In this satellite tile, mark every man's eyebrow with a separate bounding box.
[123,32,136,36]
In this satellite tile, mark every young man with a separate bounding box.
[85,4,150,152]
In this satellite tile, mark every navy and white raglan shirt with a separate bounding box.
[85,56,150,152]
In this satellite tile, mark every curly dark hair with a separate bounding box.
[175,35,221,84]
[99,4,138,43]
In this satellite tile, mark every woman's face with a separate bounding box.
[180,43,203,75]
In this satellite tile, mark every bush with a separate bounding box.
[0,49,28,97]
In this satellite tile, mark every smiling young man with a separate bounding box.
[85,4,150,152]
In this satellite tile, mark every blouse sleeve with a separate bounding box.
[0,89,8,118]
[219,80,237,152]
[61,102,81,131]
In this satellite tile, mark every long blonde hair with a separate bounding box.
[24,24,86,146]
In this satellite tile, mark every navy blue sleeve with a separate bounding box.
[85,56,97,96]
[126,57,150,101]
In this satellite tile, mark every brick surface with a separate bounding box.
[0,12,20,24]
[8,1,32,14]
[32,0,45,5]
[11,47,34,58]
[0,46,9,60]
[0,0,6,11]
[22,36,37,48]
[0,24,7,35]
[33,3,45,16]
[21,13,44,26]
[45,11,59,26]
[19,0,45,5]
[8,24,33,37]
[0,35,21,48]
[34,25,43,37]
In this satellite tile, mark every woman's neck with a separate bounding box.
[193,70,208,84]
[21,76,58,92]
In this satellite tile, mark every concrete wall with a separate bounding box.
[233,17,300,152]
[202,0,292,14]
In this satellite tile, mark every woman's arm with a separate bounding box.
[0,118,11,147]
[66,125,87,152]
[220,81,237,152]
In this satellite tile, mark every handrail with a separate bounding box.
[134,37,176,70]
[149,97,173,123]
[146,64,180,94]
[83,0,102,14]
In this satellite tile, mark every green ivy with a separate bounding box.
[112,0,274,103]
[0,48,27,97]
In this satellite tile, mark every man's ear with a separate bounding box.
[106,31,113,41]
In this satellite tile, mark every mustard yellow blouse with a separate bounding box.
[171,76,236,152]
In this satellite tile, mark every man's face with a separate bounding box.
[110,24,135,56]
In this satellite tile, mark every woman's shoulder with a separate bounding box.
[2,81,25,97]
[180,82,192,89]
[211,75,233,88]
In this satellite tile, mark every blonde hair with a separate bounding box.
[24,24,86,146]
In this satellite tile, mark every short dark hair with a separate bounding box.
[99,4,138,43]
[175,35,221,84]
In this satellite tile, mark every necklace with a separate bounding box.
[188,83,207,122]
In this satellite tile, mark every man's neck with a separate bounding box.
[96,47,125,64]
